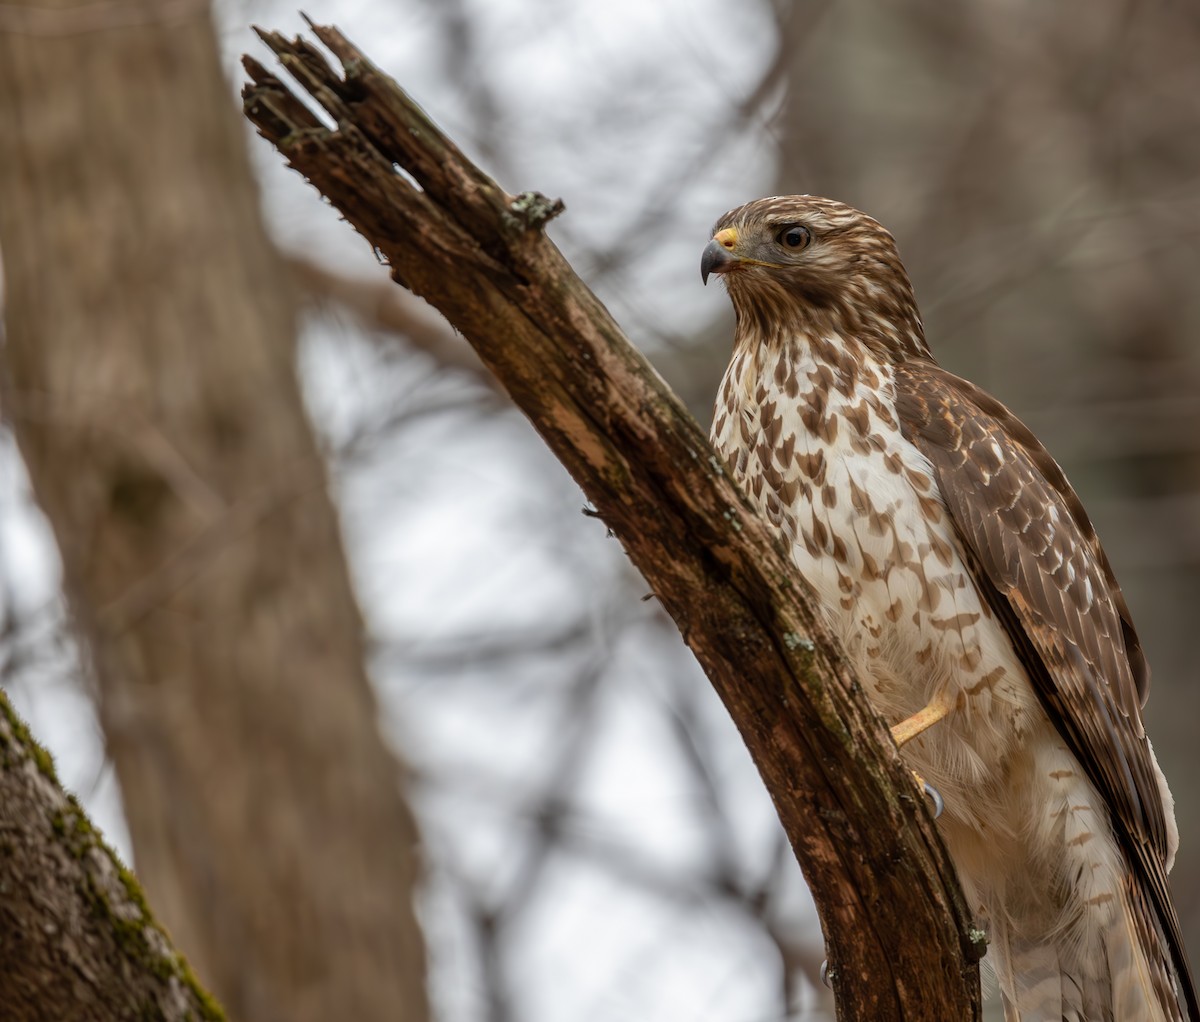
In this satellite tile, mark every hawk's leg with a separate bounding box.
[890,692,955,819]
[889,691,955,748]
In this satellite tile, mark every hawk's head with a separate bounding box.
[702,195,930,362]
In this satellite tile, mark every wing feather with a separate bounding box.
[894,360,1197,1019]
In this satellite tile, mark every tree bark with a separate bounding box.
[0,7,428,1022]
[243,24,985,1021]
[0,691,223,1022]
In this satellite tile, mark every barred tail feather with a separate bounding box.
[976,740,1187,1021]
[1112,875,1188,1022]
[991,884,1182,1022]
[999,935,1089,1021]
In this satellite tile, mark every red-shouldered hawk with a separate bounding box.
[703,194,1195,1022]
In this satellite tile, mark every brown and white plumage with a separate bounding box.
[702,195,1196,1021]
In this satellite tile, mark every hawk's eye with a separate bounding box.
[776,224,811,250]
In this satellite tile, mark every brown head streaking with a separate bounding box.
[702,195,930,363]
[704,194,1196,1022]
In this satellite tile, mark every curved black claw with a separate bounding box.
[923,780,945,819]
[820,959,833,989]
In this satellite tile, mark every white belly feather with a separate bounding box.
[710,339,1043,783]
[711,337,1154,1019]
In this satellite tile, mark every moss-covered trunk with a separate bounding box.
[0,692,223,1021]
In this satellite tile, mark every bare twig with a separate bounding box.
[288,253,497,386]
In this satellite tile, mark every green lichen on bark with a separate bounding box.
[64,802,226,1021]
[0,688,59,781]
[1,690,225,1021]
[507,190,565,229]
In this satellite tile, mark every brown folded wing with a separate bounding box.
[895,359,1195,1020]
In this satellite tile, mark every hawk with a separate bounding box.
[702,195,1196,1022]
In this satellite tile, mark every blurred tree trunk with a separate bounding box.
[0,5,429,1022]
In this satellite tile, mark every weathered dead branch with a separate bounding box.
[243,23,983,1019]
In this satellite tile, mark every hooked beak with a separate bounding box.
[701,227,740,285]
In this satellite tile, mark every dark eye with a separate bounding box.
[776,224,811,250]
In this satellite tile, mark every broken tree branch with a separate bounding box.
[243,23,983,1019]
